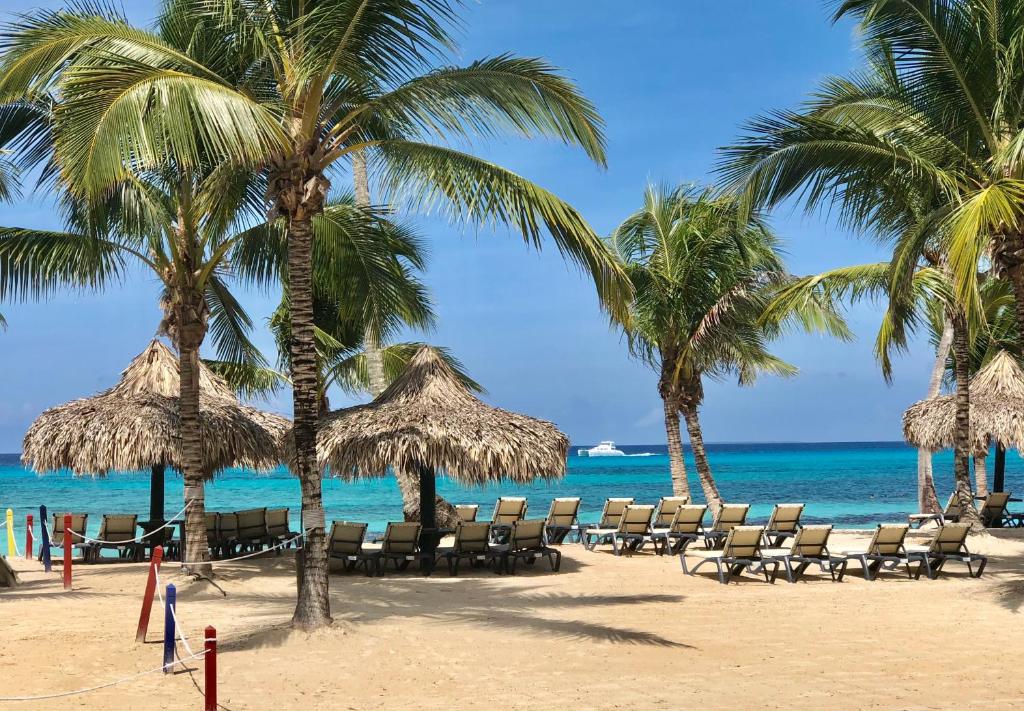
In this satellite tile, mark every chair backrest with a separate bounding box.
[617,505,656,534]
[652,496,689,527]
[492,498,527,524]
[927,522,971,554]
[382,522,421,554]
[721,526,764,559]
[453,522,491,553]
[765,504,804,533]
[265,508,291,537]
[236,508,268,540]
[50,513,87,545]
[789,525,832,557]
[597,498,634,528]
[980,492,1011,526]
[329,521,367,556]
[866,524,909,555]
[97,514,137,543]
[669,505,707,534]
[941,493,960,517]
[219,512,239,540]
[712,504,750,532]
[546,498,581,526]
[205,512,219,534]
[455,504,479,523]
[509,519,546,551]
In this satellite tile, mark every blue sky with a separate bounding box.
[0,2,936,450]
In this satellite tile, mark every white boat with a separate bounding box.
[577,441,626,457]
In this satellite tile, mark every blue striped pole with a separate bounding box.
[39,505,51,573]
[162,584,176,673]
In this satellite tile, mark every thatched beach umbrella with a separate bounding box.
[903,350,1024,492]
[22,340,289,521]
[312,346,569,541]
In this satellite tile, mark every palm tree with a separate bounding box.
[607,185,843,514]
[0,1,627,628]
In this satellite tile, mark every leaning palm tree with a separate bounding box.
[608,185,844,514]
[0,0,626,628]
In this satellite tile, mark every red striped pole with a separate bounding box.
[25,514,33,560]
[136,545,163,642]
[62,514,72,590]
[204,626,217,711]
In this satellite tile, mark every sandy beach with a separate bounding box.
[3,528,1023,710]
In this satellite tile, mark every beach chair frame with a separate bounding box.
[978,492,1011,527]
[582,498,634,550]
[265,508,298,551]
[762,503,805,547]
[42,513,89,563]
[234,508,269,554]
[651,496,690,529]
[455,504,479,523]
[904,523,988,579]
[907,493,959,529]
[489,497,528,544]
[377,522,426,574]
[837,524,912,581]
[87,514,140,563]
[544,497,581,545]
[681,526,777,584]
[650,505,707,555]
[493,519,561,574]
[703,504,751,549]
[762,525,846,583]
[328,521,378,576]
[610,504,656,557]
[436,521,493,575]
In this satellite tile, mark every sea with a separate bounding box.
[1,442,1021,541]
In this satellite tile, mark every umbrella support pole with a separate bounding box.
[994,444,1006,494]
[150,465,166,522]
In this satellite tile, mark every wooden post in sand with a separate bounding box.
[162,583,176,673]
[204,626,218,711]
[62,513,72,590]
[136,545,164,642]
[25,514,33,560]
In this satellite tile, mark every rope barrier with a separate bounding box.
[0,650,208,702]
[178,533,304,568]
[68,503,191,545]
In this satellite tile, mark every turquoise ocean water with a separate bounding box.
[1,442,1022,543]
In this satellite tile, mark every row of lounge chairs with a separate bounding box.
[328,519,560,576]
[683,522,988,584]
[908,491,1024,528]
[205,508,298,559]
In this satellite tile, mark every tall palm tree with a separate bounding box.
[608,185,844,514]
[0,0,627,628]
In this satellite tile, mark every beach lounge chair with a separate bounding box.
[205,512,220,557]
[905,523,988,579]
[681,525,777,584]
[582,498,634,550]
[544,497,581,544]
[651,496,690,529]
[87,514,140,563]
[455,504,479,523]
[489,497,528,543]
[837,524,912,581]
[610,504,656,556]
[42,513,89,562]
[436,522,493,575]
[217,512,240,558]
[649,505,708,555]
[376,522,424,573]
[492,519,561,574]
[761,525,846,583]
[980,492,1012,527]
[328,521,378,576]
[763,503,805,547]
[265,508,298,550]
[703,504,751,549]
[234,508,268,553]
[908,493,959,528]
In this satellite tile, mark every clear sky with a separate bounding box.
[0,1,937,451]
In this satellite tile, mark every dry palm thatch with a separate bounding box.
[903,351,1024,454]
[22,340,289,476]
[310,346,569,483]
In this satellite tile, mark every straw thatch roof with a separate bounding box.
[22,340,289,476]
[310,346,569,483]
[903,350,1024,454]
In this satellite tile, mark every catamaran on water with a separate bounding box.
[577,441,626,457]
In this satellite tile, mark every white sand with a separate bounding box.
[2,529,1023,710]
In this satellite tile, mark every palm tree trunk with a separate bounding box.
[950,310,982,529]
[352,150,389,398]
[996,230,1024,340]
[662,397,690,498]
[917,318,952,514]
[287,208,332,629]
[973,453,989,498]
[680,402,722,517]
[178,336,210,577]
